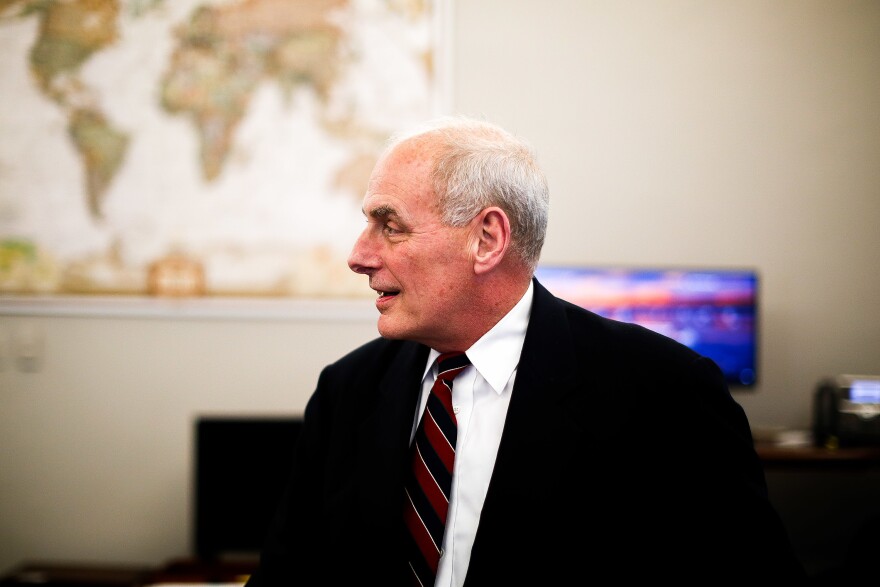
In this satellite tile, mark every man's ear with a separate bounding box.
[471,207,510,275]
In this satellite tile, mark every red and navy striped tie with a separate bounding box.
[403,351,471,586]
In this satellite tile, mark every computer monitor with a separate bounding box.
[534,265,759,387]
[194,416,303,560]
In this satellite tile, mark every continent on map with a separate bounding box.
[7,0,130,218]
[161,0,349,181]
[69,108,130,216]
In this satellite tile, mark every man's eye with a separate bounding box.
[382,224,401,236]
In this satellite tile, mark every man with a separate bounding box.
[246,116,806,585]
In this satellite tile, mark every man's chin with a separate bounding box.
[377,317,412,341]
[377,321,399,339]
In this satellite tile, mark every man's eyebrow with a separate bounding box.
[364,204,397,220]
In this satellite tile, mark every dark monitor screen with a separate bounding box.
[194,416,303,560]
[534,265,759,387]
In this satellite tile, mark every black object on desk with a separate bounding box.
[813,374,880,448]
[194,416,303,560]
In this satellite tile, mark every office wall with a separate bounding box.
[1,0,879,575]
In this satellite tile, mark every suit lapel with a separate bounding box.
[374,341,430,453]
[500,277,582,447]
[472,279,587,539]
[354,341,429,531]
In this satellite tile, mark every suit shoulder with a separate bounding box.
[553,294,707,367]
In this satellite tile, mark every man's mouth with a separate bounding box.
[377,290,400,298]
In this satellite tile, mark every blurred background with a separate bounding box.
[1,0,878,580]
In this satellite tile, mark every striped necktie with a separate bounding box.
[403,351,471,586]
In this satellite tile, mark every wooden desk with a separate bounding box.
[756,443,880,468]
[145,558,255,585]
[0,562,152,587]
[0,560,256,587]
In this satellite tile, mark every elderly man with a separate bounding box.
[246,116,806,586]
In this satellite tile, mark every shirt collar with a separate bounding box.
[425,281,534,394]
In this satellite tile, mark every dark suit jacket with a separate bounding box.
[247,279,806,585]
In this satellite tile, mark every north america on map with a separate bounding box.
[0,0,444,297]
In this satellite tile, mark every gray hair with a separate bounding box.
[383,115,550,271]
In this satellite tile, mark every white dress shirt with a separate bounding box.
[413,282,533,587]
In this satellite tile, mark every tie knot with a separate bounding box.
[436,351,470,382]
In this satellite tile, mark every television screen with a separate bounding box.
[194,416,303,560]
[534,265,759,387]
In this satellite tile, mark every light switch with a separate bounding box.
[14,322,44,373]
[0,326,8,372]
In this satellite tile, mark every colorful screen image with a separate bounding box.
[535,266,759,387]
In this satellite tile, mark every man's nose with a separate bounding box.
[347,230,375,275]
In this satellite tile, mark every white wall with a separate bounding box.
[1,0,879,575]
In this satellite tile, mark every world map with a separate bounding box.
[0,0,446,297]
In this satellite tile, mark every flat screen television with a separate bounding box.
[534,265,759,387]
[194,416,303,560]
